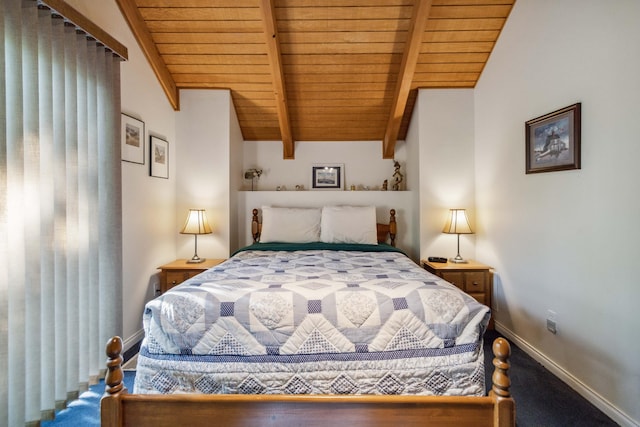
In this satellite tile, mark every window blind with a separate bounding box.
[1,0,125,425]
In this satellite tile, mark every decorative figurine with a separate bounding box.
[244,168,263,191]
[392,161,404,191]
[382,179,388,191]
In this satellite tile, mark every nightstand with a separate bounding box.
[158,258,225,293]
[422,259,494,329]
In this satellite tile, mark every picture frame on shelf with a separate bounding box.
[150,135,169,179]
[311,164,344,190]
[525,102,581,174]
[121,113,145,164]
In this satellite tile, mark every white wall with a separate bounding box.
[474,1,640,425]
[239,140,418,259]
[404,96,422,257]
[228,97,244,252]
[176,90,237,259]
[67,0,177,349]
[418,89,476,264]
[242,140,408,191]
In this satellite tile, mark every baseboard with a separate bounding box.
[495,321,638,427]
[122,329,144,362]
[123,328,144,351]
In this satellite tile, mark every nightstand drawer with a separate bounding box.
[440,272,464,290]
[464,272,486,293]
[158,259,226,294]
[165,271,195,287]
[467,292,488,306]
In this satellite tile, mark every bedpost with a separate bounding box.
[491,337,511,398]
[104,336,127,396]
[252,208,260,243]
[490,337,516,426]
[101,336,128,427]
[389,209,397,247]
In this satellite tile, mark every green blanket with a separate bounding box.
[232,241,405,257]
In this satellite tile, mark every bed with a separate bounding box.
[101,206,515,426]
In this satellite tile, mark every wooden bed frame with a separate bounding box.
[101,208,514,426]
[101,336,515,426]
[252,208,397,246]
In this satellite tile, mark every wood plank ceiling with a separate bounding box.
[116,0,515,159]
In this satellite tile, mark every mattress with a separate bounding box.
[134,244,491,396]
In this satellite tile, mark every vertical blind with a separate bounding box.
[1,1,124,425]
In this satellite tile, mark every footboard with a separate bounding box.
[101,337,514,427]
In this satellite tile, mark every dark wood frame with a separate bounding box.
[101,336,515,427]
[311,164,343,190]
[121,113,144,164]
[525,102,581,174]
[149,135,169,179]
[251,208,397,247]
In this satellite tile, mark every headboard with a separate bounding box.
[251,208,397,247]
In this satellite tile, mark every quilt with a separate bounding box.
[134,246,491,396]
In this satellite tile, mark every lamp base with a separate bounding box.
[450,256,468,264]
[187,257,206,264]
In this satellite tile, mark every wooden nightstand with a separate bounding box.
[422,259,494,329]
[158,259,225,293]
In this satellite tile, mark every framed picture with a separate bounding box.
[525,103,581,174]
[149,136,169,179]
[311,164,344,190]
[121,113,145,164]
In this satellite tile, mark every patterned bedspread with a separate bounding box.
[135,247,491,396]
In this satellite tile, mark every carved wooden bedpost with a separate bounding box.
[101,336,128,427]
[389,209,397,247]
[252,208,260,243]
[491,337,516,425]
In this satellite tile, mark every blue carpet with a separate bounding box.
[42,371,136,427]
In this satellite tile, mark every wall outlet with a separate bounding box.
[546,310,557,334]
[152,279,161,296]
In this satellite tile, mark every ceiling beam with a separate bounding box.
[382,0,433,159]
[259,0,294,159]
[114,0,179,110]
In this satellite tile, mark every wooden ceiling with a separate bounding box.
[116,0,515,158]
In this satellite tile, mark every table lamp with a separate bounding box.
[442,208,473,264]
[180,209,212,263]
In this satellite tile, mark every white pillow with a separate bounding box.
[259,206,321,243]
[320,206,378,244]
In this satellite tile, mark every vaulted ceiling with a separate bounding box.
[115,0,515,158]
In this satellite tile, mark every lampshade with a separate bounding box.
[442,209,473,235]
[180,209,212,235]
[442,209,473,263]
[180,209,212,263]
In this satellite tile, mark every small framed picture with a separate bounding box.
[121,113,144,164]
[150,136,169,179]
[311,164,344,190]
[525,103,581,174]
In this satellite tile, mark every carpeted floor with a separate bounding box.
[42,333,618,426]
[41,371,136,427]
[483,330,617,426]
